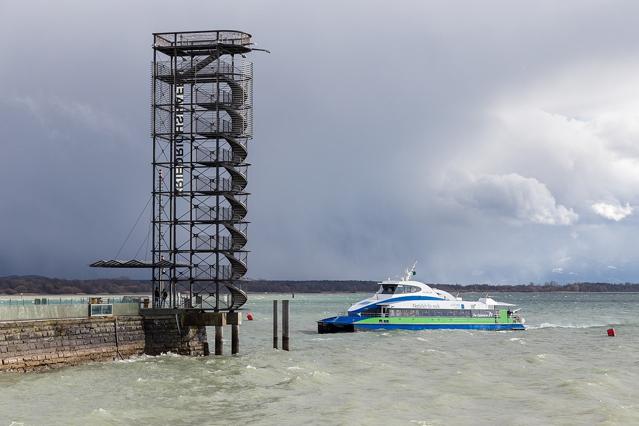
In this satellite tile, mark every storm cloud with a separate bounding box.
[2,0,639,283]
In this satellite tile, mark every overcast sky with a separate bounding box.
[1,1,639,283]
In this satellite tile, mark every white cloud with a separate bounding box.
[470,60,639,218]
[552,267,563,273]
[591,202,633,221]
[452,173,578,225]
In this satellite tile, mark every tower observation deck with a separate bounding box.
[150,30,255,311]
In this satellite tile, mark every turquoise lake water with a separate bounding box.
[1,292,638,425]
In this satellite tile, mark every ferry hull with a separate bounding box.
[318,315,525,333]
[317,321,355,334]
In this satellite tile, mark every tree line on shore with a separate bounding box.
[1,276,639,294]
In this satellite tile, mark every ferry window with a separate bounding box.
[404,285,419,293]
[379,285,397,294]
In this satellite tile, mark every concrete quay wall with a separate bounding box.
[0,317,144,372]
[143,315,209,356]
[0,315,209,372]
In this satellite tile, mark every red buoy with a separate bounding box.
[607,328,616,337]
[247,312,254,321]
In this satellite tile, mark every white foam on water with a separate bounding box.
[114,354,156,363]
[409,420,433,426]
[90,408,112,417]
[530,323,619,330]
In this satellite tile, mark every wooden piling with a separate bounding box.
[273,300,278,349]
[231,324,240,354]
[214,325,223,355]
[282,299,289,351]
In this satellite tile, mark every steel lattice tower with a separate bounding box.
[151,31,254,311]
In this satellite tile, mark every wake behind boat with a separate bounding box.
[318,265,525,333]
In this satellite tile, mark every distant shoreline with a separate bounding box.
[2,276,639,294]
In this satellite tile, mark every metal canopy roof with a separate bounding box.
[89,259,185,268]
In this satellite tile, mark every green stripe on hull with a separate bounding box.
[357,316,515,325]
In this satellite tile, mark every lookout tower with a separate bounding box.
[93,31,258,314]
[150,30,254,312]
[91,30,264,355]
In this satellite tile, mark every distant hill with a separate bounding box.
[247,280,639,293]
[1,276,639,294]
[0,276,149,295]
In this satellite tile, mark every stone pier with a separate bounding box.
[0,308,245,372]
[141,310,210,356]
[0,316,145,372]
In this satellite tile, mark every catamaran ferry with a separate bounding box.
[318,265,525,333]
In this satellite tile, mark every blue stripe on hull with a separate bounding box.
[354,323,526,331]
[319,316,358,325]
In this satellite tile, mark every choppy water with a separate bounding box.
[1,292,638,425]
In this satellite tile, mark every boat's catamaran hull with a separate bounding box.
[318,312,525,333]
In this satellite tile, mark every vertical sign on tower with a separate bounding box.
[174,84,185,192]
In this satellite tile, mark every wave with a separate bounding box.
[528,322,627,330]
[114,354,158,363]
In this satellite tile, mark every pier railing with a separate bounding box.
[0,296,144,306]
[0,296,145,322]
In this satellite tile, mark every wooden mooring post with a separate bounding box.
[273,300,278,349]
[231,324,239,355]
[282,299,290,351]
[215,325,223,356]
[225,311,242,355]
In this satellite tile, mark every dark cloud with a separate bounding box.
[2,0,639,283]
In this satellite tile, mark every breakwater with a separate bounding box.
[0,314,208,372]
[0,317,144,372]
